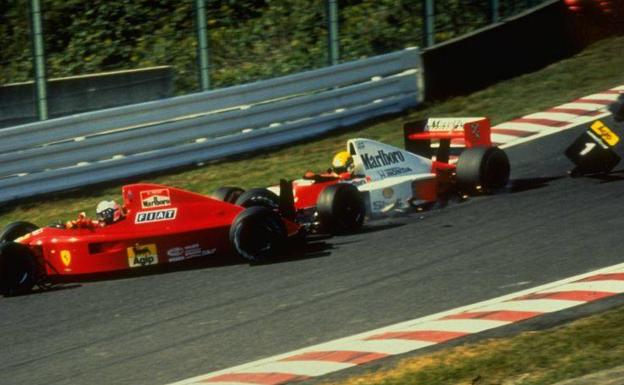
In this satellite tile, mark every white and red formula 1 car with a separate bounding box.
[214,117,510,234]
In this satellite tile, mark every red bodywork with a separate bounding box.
[16,183,299,277]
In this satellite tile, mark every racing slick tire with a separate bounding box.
[317,183,365,234]
[456,147,510,192]
[0,221,38,243]
[212,186,245,203]
[230,206,287,263]
[0,242,38,296]
[235,188,280,210]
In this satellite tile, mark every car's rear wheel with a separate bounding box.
[0,221,38,243]
[456,147,510,192]
[317,183,365,234]
[229,206,287,263]
[212,186,245,203]
[235,188,280,210]
[0,242,38,296]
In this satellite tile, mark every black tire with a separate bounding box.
[456,147,510,192]
[317,183,365,234]
[0,242,38,296]
[229,206,287,263]
[212,186,245,203]
[235,188,280,210]
[0,221,39,243]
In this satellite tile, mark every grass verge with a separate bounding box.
[321,304,624,385]
[2,35,624,226]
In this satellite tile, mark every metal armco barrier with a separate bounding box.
[0,48,422,204]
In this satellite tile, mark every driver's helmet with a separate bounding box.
[332,150,354,174]
[96,200,123,224]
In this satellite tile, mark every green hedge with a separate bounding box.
[0,0,533,94]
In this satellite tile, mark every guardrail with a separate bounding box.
[0,48,422,204]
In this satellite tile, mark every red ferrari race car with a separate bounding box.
[0,183,302,296]
[213,117,510,234]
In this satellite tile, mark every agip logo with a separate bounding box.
[127,244,159,268]
[140,189,171,209]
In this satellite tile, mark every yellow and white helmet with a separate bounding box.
[332,150,353,173]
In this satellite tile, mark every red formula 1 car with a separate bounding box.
[0,184,302,296]
[213,117,510,234]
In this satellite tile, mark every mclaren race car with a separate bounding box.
[213,117,510,234]
[0,183,302,296]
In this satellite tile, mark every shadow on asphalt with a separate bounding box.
[508,176,564,193]
[590,168,624,183]
[8,239,335,297]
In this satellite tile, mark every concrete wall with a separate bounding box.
[0,66,174,128]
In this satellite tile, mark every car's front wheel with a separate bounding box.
[229,206,287,263]
[317,183,366,234]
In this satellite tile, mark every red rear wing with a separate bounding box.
[403,117,492,160]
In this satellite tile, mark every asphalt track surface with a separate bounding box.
[2,123,624,385]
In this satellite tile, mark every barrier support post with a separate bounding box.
[423,0,435,47]
[490,0,500,23]
[30,0,48,120]
[195,0,210,91]
[327,0,340,66]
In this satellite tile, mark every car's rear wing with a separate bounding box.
[403,117,491,162]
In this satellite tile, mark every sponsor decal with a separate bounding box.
[590,120,619,147]
[470,122,480,139]
[140,189,172,209]
[427,119,465,131]
[382,187,394,199]
[167,244,216,263]
[357,142,366,150]
[372,201,386,211]
[127,243,159,268]
[167,247,184,258]
[135,208,177,224]
[361,150,405,170]
[60,250,71,267]
[377,166,413,179]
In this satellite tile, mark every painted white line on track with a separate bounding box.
[538,281,624,294]
[474,299,585,313]
[523,112,588,121]
[491,133,524,143]
[235,361,354,376]
[311,339,435,355]
[557,102,610,110]
[402,319,508,333]
[201,382,258,385]
[580,93,621,101]
[493,121,558,132]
